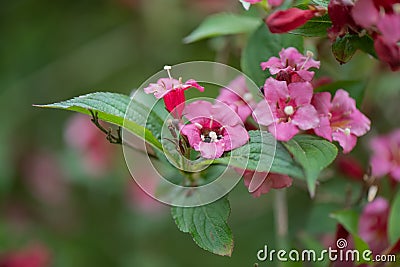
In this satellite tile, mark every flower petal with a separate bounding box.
[223,125,250,151]
[180,124,202,150]
[291,104,320,130]
[332,131,357,153]
[274,122,299,141]
[183,100,213,121]
[288,82,314,106]
[198,141,225,159]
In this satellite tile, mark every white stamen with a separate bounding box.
[194,123,203,129]
[300,50,314,70]
[209,131,218,142]
[164,65,172,79]
[344,128,351,136]
[284,105,295,116]
[201,134,205,141]
[243,93,253,102]
[368,185,378,202]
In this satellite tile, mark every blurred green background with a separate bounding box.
[1,0,400,266]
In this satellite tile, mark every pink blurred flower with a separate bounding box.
[265,8,318,34]
[180,101,249,159]
[336,155,364,181]
[253,78,319,141]
[359,197,390,255]
[261,47,320,83]
[242,170,292,197]
[126,179,166,215]
[0,244,51,267]
[144,78,204,119]
[216,76,257,122]
[351,0,400,71]
[370,129,400,181]
[312,90,370,153]
[65,114,116,177]
[21,150,69,205]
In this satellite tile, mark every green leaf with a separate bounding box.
[332,34,377,64]
[289,14,331,37]
[315,80,367,108]
[331,210,359,234]
[283,135,338,197]
[183,13,261,44]
[241,24,304,87]
[311,0,329,7]
[202,131,304,179]
[35,92,163,152]
[171,197,233,256]
[389,189,400,244]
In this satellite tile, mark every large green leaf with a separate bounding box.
[241,24,304,87]
[315,80,367,108]
[389,189,400,244]
[35,92,163,152]
[283,135,338,197]
[194,131,304,179]
[183,13,261,44]
[289,14,331,37]
[171,197,233,256]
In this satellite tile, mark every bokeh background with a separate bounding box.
[1,0,400,266]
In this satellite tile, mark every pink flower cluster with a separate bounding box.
[254,47,370,153]
[329,0,400,71]
[369,129,400,181]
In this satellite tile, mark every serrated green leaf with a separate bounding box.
[283,135,338,197]
[194,131,304,179]
[389,189,400,244]
[241,24,304,87]
[183,13,261,44]
[315,80,367,108]
[289,14,331,37]
[35,92,163,152]
[171,197,233,256]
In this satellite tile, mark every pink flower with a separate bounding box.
[242,170,292,197]
[359,197,390,255]
[351,0,400,70]
[312,89,370,153]
[65,114,116,177]
[265,8,318,34]
[180,101,249,159]
[0,244,51,267]
[253,78,319,141]
[261,47,320,83]
[216,76,257,122]
[369,129,400,181]
[144,78,204,119]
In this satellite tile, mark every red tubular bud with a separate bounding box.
[265,8,317,33]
